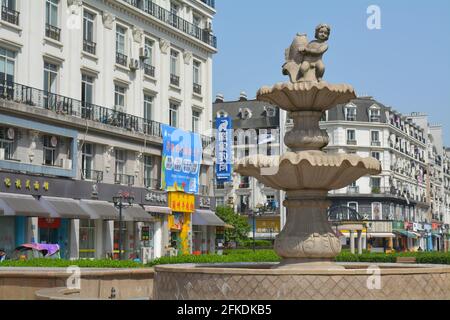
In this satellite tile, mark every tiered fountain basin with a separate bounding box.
[154,263,450,300]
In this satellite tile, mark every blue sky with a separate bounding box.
[212,0,450,145]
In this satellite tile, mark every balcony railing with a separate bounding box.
[45,24,61,41]
[371,140,381,147]
[1,5,19,25]
[0,81,214,149]
[200,0,215,8]
[83,39,96,55]
[170,74,180,87]
[347,186,360,194]
[116,52,128,66]
[121,0,217,48]
[115,173,135,186]
[143,63,155,77]
[347,139,357,145]
[144,178,161,190]
[193,83,202,95]
[215,182,225,190]
[83,169,104,182]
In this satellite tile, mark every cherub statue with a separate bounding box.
[282,24,331,83]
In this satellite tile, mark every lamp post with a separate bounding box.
[113,193,134,260]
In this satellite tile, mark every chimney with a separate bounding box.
[215,93,224,103]
[239,91,247,101]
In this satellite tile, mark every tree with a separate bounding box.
[215,206,251,244]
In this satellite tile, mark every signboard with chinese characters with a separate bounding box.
[161,125,202,194]
[215,116,233,182]
[169,192,195,213]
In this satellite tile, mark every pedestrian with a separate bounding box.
[0,249,6,262]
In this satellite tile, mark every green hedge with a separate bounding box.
[238,240,273,248]
[0,259,145,269]
[3,250,450,268]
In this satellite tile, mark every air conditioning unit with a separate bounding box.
[129,58,139,71]
[139,47,149,59]
[0,148,4,160]
[140,247,153,264]
[61,159,72,170]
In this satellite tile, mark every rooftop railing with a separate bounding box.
[122,0,217,48]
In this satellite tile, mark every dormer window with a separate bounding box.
[264,106,276,117]
[345,104,356,121]
[238,108,252,120]
[369,105,381,122]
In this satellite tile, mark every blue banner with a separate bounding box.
[215,116,233,182]
[161,125,202,194]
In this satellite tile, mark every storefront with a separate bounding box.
[168,192,195,256]
[192,209,225,255]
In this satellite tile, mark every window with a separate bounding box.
[114,84,126,110]
[347,129,356,145]
[82,143,93,180]
[43,61,58,109]
[79,219,95,259]
[0,126,15,160]
[83,11,96,54]
[144,155,154,188]
[170,49,179,86]
[372,202,382,220]
[115,26,127,65]
[348,202,358,213]
[193,60,201,94]
[46,0,58,26]
[169,102,178,127]
[370,177,381,193]
[170,2,179,27]
[43,135,57,166]
[371,131,380,146]
[81,74,94,118]
[115,149,125,177]
[192,110,201,133]
[0,47,15,96]
[345,106,356,121]
[266,195,276,210]
[143,94,153,121]
[370,107,381,122]
[2,0,19,25]
[371,151,381,161]
[143,39,155,77]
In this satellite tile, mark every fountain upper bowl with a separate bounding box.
[257,82,356,112]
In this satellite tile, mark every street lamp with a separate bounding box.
[113,193,134,260]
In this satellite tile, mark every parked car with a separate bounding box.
[12,243,61,260]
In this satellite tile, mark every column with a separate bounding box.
[69,219,80,260]
[349,230,355,254]
[27,217,38,243]
[357,230,362,255]
[94,220,103,259]
[153,219,162,259]
[104,220,114,258]
[162,216,169,257]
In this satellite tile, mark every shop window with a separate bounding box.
[79,219,95,259]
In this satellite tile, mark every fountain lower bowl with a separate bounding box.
[154,263,450,300]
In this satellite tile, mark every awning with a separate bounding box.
[192,209,226,227]
[123,206,155,222]
[39,197,92,219]
[368,233,396,238]
[143,205,172,214]
[79,200,118,220]
[0,193,50,217]
[393,230,419,239]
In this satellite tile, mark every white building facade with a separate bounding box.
[0,0,218,260]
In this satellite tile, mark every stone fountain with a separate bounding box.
[235,23,380,269]
[153,25,450,300]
